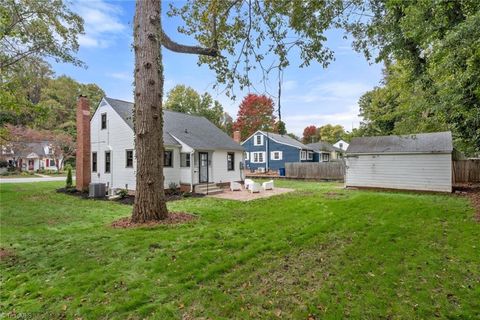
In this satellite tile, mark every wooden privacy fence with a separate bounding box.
[453,160,480,183]
[285,161,345,180]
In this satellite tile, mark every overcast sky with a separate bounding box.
[52,0,383,135]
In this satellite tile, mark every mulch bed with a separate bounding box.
[111,212,197,228]
[56,188,204,204]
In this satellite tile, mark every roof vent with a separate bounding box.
[184,129,188,134]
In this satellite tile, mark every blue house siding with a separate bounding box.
[243,132,314,171]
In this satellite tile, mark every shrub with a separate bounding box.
[116,189,129,199]
[66,165,73,189]
[0,160,8,168]
[167,182,180,195]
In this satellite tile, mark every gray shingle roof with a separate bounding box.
[105,97,243,151]
[12,142,50,157]
[260,131,312,150]
[346,131,453,154]
[306,141,342,153]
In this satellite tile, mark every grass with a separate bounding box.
[0,180,479,319]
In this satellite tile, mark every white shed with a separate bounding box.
[345,132,453,192]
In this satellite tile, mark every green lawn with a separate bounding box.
[1,181,478,319]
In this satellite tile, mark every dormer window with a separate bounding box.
[101,113,107,129]
[253,134,264,146]
[339,142,343,148]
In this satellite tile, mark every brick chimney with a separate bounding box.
[233,130,241,144]
[76,95,91,191]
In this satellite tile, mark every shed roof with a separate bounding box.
[346,131,453,154]
[104,97,243,151]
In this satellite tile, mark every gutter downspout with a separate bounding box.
[190,150,195,192]
[265,132,269,171]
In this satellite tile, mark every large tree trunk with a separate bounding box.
[132,0,168,222]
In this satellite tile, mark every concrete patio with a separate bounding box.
[208,187,294,201]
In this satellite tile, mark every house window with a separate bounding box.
[125,150,133,168]
[180,153,190,167]
[244,152,249,161]
[164,150,173,167]
[339,142,343,149]
[307,151,313,160]
[253,134,264,146]
[252,152,265,163]
[322,153,330,162]
[300,150,307,160]
[227,152,235,171]
[92,152,97,172]
[101,113,107,129]
[271,151,282,160]
[105,151,111,173]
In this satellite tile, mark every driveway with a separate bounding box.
[0,177,73,184]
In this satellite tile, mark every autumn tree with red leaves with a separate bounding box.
[233,94,277,140]
[302,125,318,144]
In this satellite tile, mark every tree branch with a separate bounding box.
[160,29,219,57]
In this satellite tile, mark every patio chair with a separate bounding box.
[244,178,254,190]
[262,180,274,191]
[250,182,261,193]
[230,181,242,191]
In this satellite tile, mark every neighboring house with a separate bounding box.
[333,139,349,151]
[345,131,453,192]
[1,142,61,171]
[86,97,244,192]
[242,131,316,171]
[306,141,344,162]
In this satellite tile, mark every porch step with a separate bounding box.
[194,183,224,195]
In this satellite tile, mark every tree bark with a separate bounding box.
[132,0,168,222]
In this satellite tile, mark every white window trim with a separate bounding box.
[271,151,282,160]
[322,153,330,162]
[244,152,249,161]
[252,151,266,163]
[253,134,264,146]
[300,150,307,160]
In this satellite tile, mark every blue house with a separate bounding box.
[242,131,316,171]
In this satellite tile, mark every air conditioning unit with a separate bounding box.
[89,183,106,198]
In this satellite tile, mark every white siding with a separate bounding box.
[346,153,452,192]
[211,150,244,183]
[90,101,181,191]
[334,140,349,151]
[172,135,194,185]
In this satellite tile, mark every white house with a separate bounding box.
[333,139,349,151]
[1,142,62,172]
[345,132,453,192]
[87,97,244,193]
